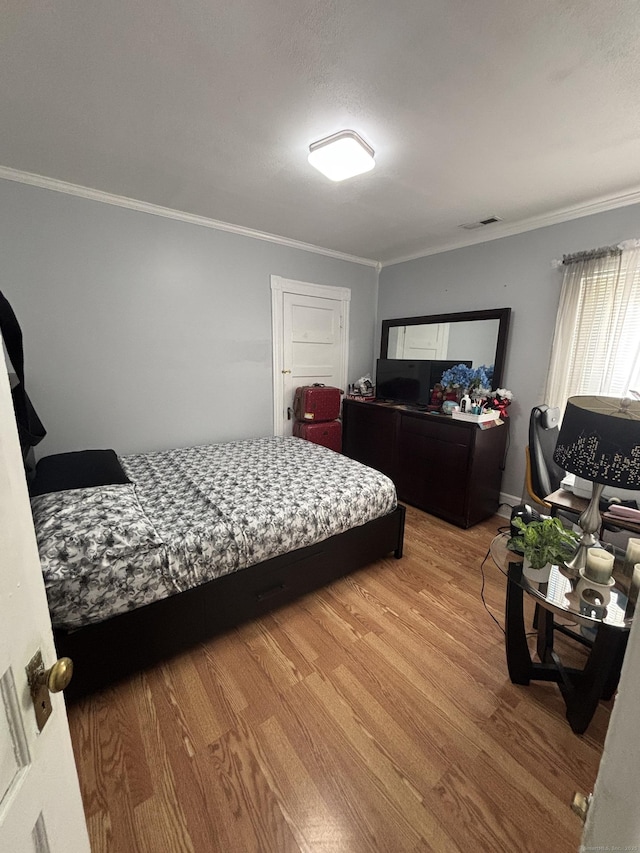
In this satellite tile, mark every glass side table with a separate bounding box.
[490,533,635,734]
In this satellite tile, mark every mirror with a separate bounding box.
[380,308,511,389]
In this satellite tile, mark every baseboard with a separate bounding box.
[498,492,521,518]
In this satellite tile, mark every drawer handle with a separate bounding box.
[255,583,286,601]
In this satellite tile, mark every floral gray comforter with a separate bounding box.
[31,437,397,630]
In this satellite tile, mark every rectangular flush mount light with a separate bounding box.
[308,130,375,182]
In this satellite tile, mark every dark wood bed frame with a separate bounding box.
[56,504,406,702]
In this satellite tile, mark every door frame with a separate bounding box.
[270,275,350,436]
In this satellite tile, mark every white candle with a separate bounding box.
[625,538,640,567]
[585,548,615,584]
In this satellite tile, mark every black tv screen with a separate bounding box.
[375,358,474,406]
[375,359,433,406]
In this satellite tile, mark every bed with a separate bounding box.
[30,436,405,700]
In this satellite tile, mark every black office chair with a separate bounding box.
[525,404,566,509]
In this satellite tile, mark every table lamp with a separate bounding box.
[553,395,640,573]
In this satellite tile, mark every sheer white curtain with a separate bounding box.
[544,241,640,410]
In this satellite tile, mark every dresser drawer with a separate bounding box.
[400,414,471,446]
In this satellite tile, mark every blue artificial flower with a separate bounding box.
[440,364,474,389]
[470,365,492,390]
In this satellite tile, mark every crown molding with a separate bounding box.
[0,165,379,269]
[382,187,640,267]
[4,164,638,272]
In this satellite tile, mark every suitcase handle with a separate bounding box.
[311,383,345,392]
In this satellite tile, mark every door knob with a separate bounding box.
[26,650,74,730]
[281,369,292,374]
[43,657,74,693]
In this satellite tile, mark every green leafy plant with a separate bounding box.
[507,517,579,569]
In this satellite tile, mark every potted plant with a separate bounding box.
[507,516,579,582]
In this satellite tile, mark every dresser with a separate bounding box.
[342,398,508,528]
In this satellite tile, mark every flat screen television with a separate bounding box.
[375,358,473,407]
[375,359,431,406]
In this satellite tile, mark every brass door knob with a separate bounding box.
[43,657,74,693]
[26,650,75,730]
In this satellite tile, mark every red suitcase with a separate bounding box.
[293,420,342,453]
[293,384,342,422]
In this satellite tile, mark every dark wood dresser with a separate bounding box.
[342,398,508,528]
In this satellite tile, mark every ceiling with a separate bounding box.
[2,0,640,265]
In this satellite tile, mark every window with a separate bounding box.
[545,242,640,409]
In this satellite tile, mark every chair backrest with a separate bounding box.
[528,404,565,501]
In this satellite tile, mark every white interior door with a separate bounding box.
[271,277,350,436]
[0,358,89,852]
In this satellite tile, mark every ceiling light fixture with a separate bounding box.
[308,130,375,182]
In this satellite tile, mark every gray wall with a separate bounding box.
[5,174,640,503]
[378,203,640,500]
[0,179,378,456]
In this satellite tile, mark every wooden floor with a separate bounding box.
[67,506,610,852]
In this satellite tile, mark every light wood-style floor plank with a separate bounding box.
[67,505,609,852]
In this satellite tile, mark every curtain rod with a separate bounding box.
[551,238,640,269]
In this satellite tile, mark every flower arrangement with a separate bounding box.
[440,363,474,391]
[438,365,513,416]
[440,364,495,394]
[468,364,493,394]
[484,387,513,417]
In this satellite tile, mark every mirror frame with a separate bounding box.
[380,307,511,390]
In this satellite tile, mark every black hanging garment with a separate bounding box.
[0,290,46,478]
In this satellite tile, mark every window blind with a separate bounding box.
[545,245,640,408]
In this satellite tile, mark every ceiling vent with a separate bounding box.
[459,216,503,230]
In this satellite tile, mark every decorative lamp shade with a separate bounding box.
[553,396,640,489]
